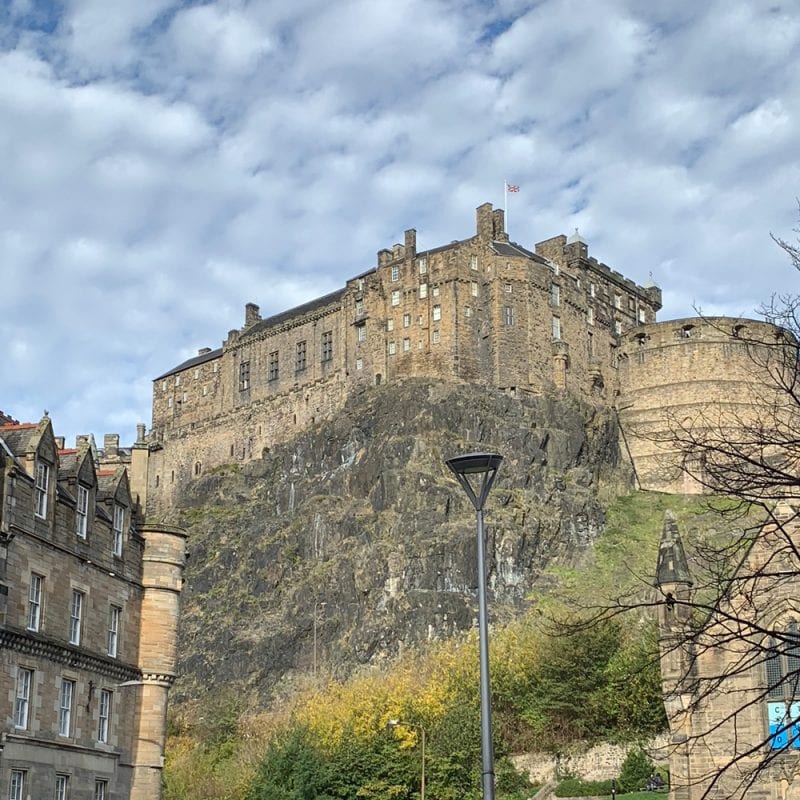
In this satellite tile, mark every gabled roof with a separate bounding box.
[154,347,223,382]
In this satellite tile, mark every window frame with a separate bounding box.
[98,689,112,744]
[69,589,84,646]
[55,774,69,800]
[391,264,399,282]
[94,780,107,800]
[419,283,428,299]
[58,678,75,737]
[504,306,514,326]
[552,317,561,340]
[321,331,333,363]
[112,504,124,557]
[268,350,279,381]
[391,289,400,307]
[35,460,50,518]
[107,605,121,658]
[357,323,367,343]
[76,484,89,539]
[238,360,250,391]
[14,668,32,730]
[295,340,307,373]
[9,771,25,800]
[432,304,441,322]
[27,573,43,632]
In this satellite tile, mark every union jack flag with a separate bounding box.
[506,183,520,192]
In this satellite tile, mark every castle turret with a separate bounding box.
[128,523,188,800]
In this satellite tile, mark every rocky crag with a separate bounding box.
[167,379,630,702]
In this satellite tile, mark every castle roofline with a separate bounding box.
[242,287,346,339]
[153,346,223,382]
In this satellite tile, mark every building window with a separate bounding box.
[162,381,166,391]
[113,505,124,557]
[388,341,396,355]
[504,306,514,326]
[27,574,42,631]
[355,298,364,316]
[587,307,594,325]
[551,284,560,306]
[471,281,478,297]
[14,668,32,730]
[432,330,440,344]
[418,258,427,274]
[175,374,181,386]
[504,283,512,293]
[107,606,121,658]
[419,283,428,299]
[355,358,363,370]
[239,360,250,391]
[766,622,800,749]
[167,397,173,408]
[465,306,473,318]
[321,331,333,362]
[391,264,399,282]
[589,283,596,298]
[9,771,25,800]
[614,293,622,309]
[615,320,623,335]
[55,775,69,800]
[59,678,75,736]
[432,304,441,322]
[98,689,112,744]
[391,289,400,306]
[69,590,84,645]
[628,297,636,311]
[639,308,647,323]
[471,255,478,271]
[202,386,208,396]
[76,485,89,538]
[386,319,394,332]
[432,285,440,297]
[296,341,307,372]
[357,278,364,291]
[35,460,49,518]
[194,368,199,379]
[403,313,411,328]
[268,351,279,381]
[552,317,561,340]
[403,337,411,352]
[94,781,107,800]
[357,324,367,342]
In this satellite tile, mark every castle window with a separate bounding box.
[168,398,173,408]
[636,333,647,347]
[357,324,367,342]
[391,290,400,306]
[615,320,623,335]
[766,622,800,749]
[34,459,50,518]
[551,284,560,306]
[433,304,441,322]
[76,484,89,538]
[14,668,32,729]
[403,337,411,352]
[95,780,108,800]
[268,351,279,381]
[113,504,124,557]
[358,278,364,291]
[194,462,202,475]
[587,307,594,325]
[296,341,307,372]
[55,775,68,800]
[432,330,440,344]
[388,341,396,355]
[614,293,622,310]
[356,358,363,370]
[58,678,75,736]
[322,331,333,362]
[107,605,121,657]
[175,375,181,386]
[194,368,199,379]
[471,255,478,271]
[69,589,84,645]
[418,258,427,274]
[98,689,112,744]
[27,574,42,631]
[465,306,473,317]
[628,297,636,311]
[420,283,428,299]
[681,325,695,338]
[504,306,514,326]
[386,319,394,332]
[213,362,218,374]
[239,361,250,391]
[391,265,399,282]
[505,283,512,293]
[203,385,208,396]
[355,299,364,316]
[552,317,561,340]
[155,475,160,487]
[403,313,411,328]
[639,308,646,323]
[432,285,440,297]
[182,391,187,403]
[471,281,478,297]
[590,283,596,298]
[162,381,167,391]
[9,771,25,800]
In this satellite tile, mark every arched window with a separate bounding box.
[766,621,800,749]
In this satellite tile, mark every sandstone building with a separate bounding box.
[0,415,186,800]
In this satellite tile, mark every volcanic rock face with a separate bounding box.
[169,379,628,701]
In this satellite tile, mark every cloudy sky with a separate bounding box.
[1,0,799,446]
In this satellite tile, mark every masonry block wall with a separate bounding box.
[147,202,662,512]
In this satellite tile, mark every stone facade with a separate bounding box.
[656,505,800,800]
[147,202,663,512]
[0,415,186,800]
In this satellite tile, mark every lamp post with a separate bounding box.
[388,719,425,800]
[445,452,503,800]
[313,601,326,680]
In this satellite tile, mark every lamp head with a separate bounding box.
[445,452,503,511]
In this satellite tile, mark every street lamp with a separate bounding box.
[445,452,503,800]
[388,719,426,800]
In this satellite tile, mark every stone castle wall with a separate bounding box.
[146,203,663,512]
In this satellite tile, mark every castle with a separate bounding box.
[0,415,186,800]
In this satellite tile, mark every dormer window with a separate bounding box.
[112,505,124,557]
[76,485,89,539]
[34,460,50,518]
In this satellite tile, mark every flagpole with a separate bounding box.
[504,181,508,236]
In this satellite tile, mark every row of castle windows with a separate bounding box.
[9,772,108,800]
[14,666,115,746]
[26,573,123,658]
[386,255,479,283]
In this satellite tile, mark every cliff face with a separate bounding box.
[168,379,629,701]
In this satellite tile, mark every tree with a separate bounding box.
[607,209,800,799]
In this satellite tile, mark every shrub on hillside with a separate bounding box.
[554,776,614,797]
